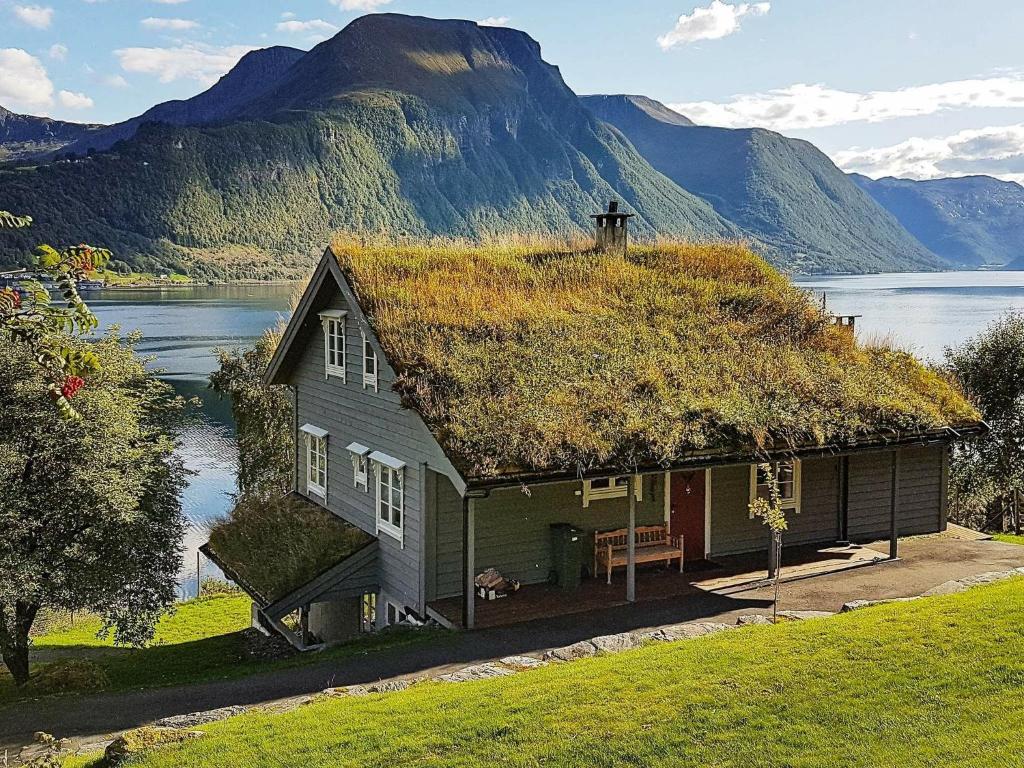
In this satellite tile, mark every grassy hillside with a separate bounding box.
[585,95,944,274]
[92,578,1024,767]
[0,17,735,279]
[852,173,1024,268]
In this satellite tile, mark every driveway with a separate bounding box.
[2,536,1022,758]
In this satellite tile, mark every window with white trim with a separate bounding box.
[300,424,328,499]
[362,332,378,391]
[749,459,801,517]
[319,310,347,380]
[346,442,370,491]
[580,475,643,507]
[370,451,404,542]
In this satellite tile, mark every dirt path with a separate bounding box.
[3,537,1021,759]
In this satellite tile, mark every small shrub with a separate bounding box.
[199,577,241,597]
[27,659,110,695]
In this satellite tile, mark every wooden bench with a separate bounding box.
[593,526,684,584]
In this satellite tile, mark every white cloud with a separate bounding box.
[152,0,190,4]
[58,89,93,109]
[140,17,199,30]
[12,4,54,29]
[670,76,1024,131]
[276,18,339,35]
[329,0,392,10]
[48,43,67,61]
[834,124,1024,184]
[280,11,296,19]
[658,1,769,49]
[103,74,129,88]
[477,16,511,27]
[0,48,53,111]
[115,44,255,85]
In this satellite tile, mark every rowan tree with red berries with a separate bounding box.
[1,210,111,418]
[0,328,188,686]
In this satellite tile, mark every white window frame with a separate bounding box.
[320,309,347,381]
[346,442,370,491]
[370,451,405,544]
[579,475,643,508]
[749,459,802,518]
[362,331,378,391]
[300,424,329,500]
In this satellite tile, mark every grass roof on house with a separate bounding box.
[204,494,374,605]
[331,237,980,480]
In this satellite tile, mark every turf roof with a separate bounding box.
[331,238,980,480]
[204,494,374,605]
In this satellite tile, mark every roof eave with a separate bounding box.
[462,422,987,492]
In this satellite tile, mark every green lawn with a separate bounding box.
[0,594,444,705]
[113,579,1024,768]
[993,533,1024,546]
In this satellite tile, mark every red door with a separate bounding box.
[670,470,706,563]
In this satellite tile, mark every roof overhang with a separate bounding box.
[462,422,988,493]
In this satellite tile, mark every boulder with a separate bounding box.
[542,640,598,662]
[642,622,733,642]
[436,663,516,683]
[776,610,834,621]
[736,614,774,626]
[499,655,548,669]
[154,705,248,728]
[103,727,203,766]
[589,632,643,653]
[840,597,917,612]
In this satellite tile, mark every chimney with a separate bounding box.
[591,200,634,255]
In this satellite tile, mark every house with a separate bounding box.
[202,204,983,648]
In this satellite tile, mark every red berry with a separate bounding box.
[61,375,85,400]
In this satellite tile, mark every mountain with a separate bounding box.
[60,46,306,157]
[0,14,738,278]
[0,106,102,162]
[583,94,943,274]
[850,174,1024,268]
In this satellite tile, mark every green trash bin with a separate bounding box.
[550,523,585,590]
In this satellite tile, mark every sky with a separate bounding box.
[3,0,1024,182]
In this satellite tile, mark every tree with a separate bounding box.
[749,463,791,623]
[945,314,1024,531]
[209,328,293,501]
[1,210,111,418]
[0,328,188,685]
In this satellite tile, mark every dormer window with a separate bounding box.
[320,309,347,380]
[362,331,378,391]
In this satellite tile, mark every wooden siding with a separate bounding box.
[289,276,447,614]
[432,474,667,600]
[787,457,839,545]
[847,445,944,541]
[708,465,769,557]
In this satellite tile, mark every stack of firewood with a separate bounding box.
[474,568,520,600]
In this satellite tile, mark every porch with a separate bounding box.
[427,542,883,630]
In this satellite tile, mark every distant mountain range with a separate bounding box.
[0,105,102,163]
[850,174,1024,269]
[0,13,1020,278]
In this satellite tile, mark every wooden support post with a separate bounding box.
[627,475,636,603]
[463,496,476,630]
[889,449,901,560]
[838,455,850,545]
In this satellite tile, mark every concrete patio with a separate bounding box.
[3,534,1023,759]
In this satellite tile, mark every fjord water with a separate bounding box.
[86,274,1024,595]
[88,285,294,596]
[795,271,1024,361]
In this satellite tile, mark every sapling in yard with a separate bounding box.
[749,463,791,623]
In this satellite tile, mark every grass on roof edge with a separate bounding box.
[329,236,979,478]
[206,495,373,604]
